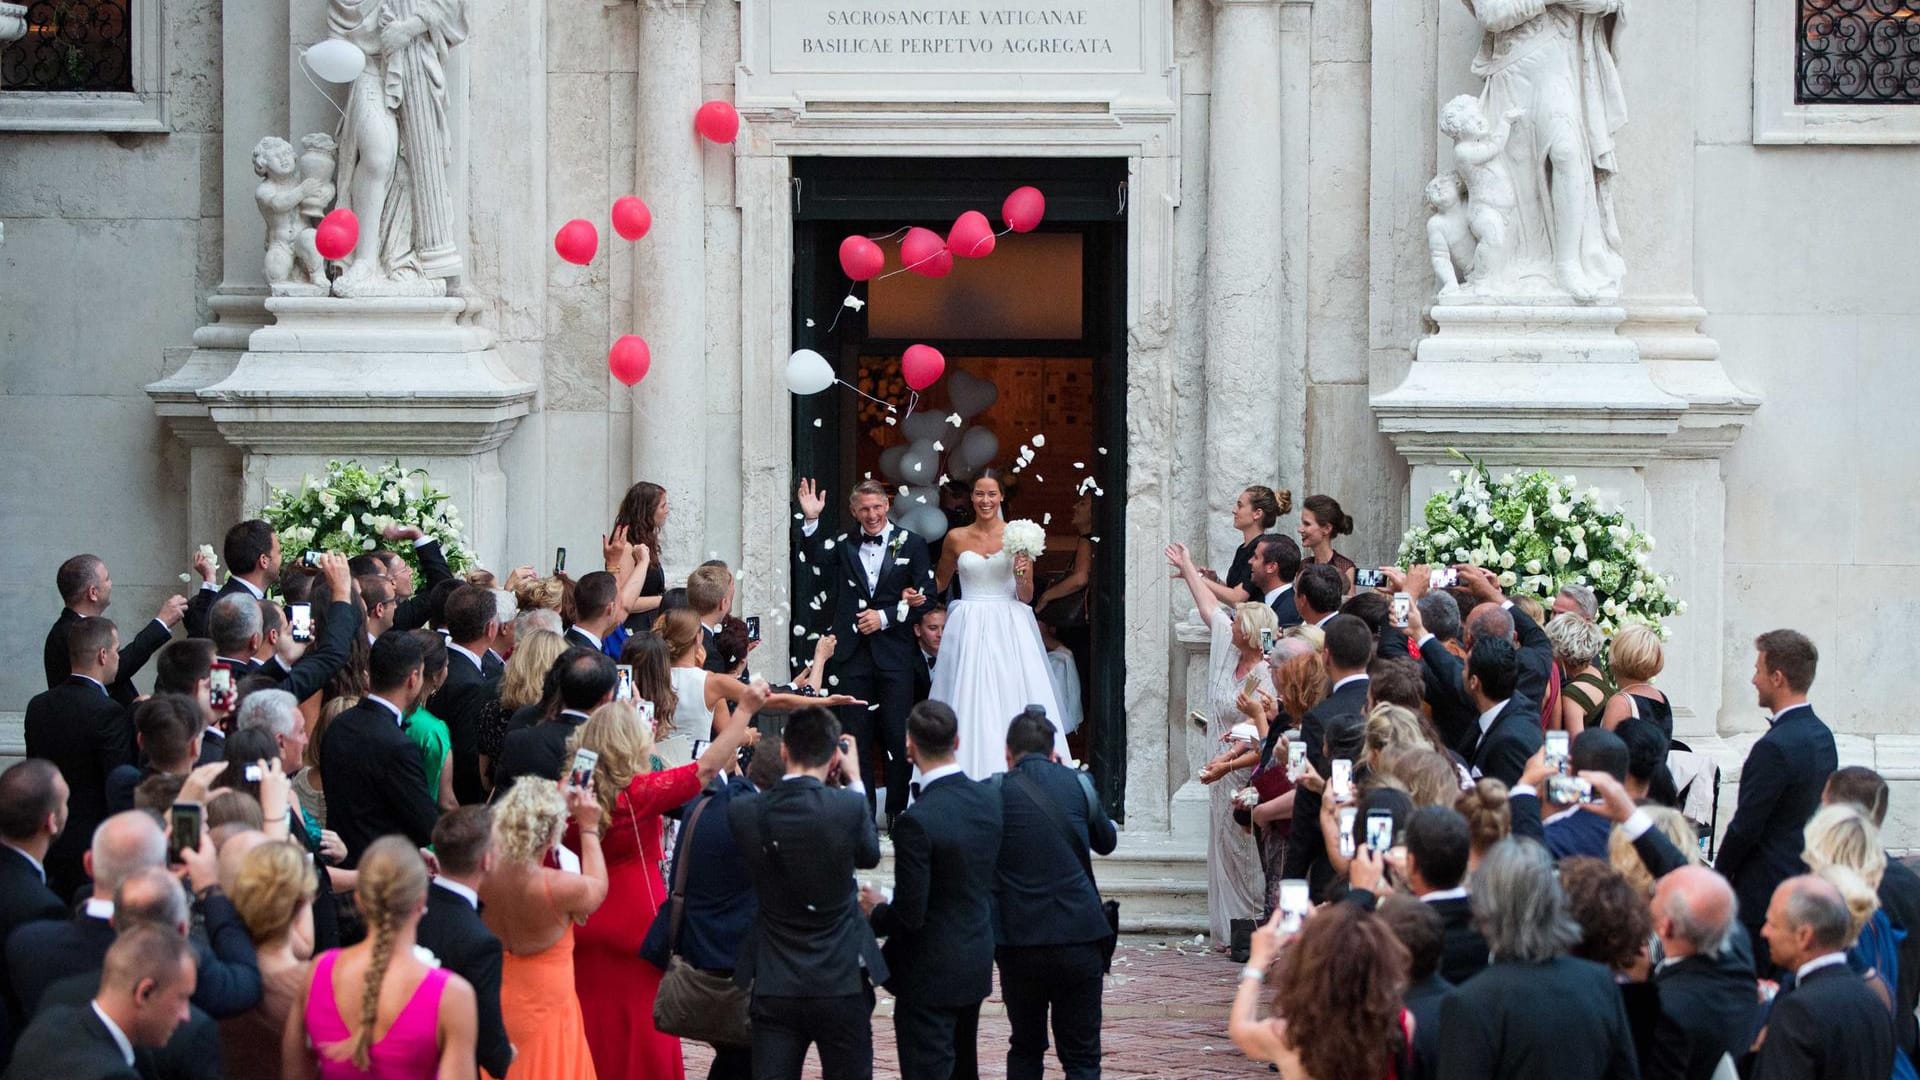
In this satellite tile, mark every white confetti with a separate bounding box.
[828,675,840,686]
[792,624,807,637]
[842,295,866,311]
[947,413,963,427]
[1031,434,1046,447]
[868,704,880,711]
[1090,535,1101,543]
[813,418,823,428]
[884,416,897,426]
[824,539,836,550]
[937,474,949,485]
[1034,474,1044,483]
[1073,462,1085,469]
[1097,447,1109,455]
[1043,513,1052,525]
[805,318,816,328]
[932,441,944,452]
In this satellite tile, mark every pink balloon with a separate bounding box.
[1002,186,1046,233]
[609,335,651,386]
[554,219,599,265]
[838,235,885,282]
[947,210,996,259]
[901,344,946,391]
[694,100,740,143]
[611,196,652,242]
[900,227,953,278]
[314,208,358,260]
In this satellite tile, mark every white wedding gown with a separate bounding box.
[931,548,1072,778]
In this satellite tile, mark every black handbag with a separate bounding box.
[651,793,753,1048]
[1006,769,1120,970]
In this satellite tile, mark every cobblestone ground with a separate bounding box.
[682,934,1261,1079]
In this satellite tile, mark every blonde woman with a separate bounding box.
[483,776,607,1079]
[1802,802,1916,1050]
[1455,779,1513,873]
[566,690,762,1078]
[1601,623,1672,736]
[224,841,318,1076]
[283,837,478,1079]
[1169,540,1277,947]
[478,628,567,789]
[1546,614,1612,734]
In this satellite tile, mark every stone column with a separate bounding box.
[631,0,708,574]
[1203,0,1287,569]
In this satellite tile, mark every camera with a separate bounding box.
[1389,592,1411,629]
[243,764,263,783]
[1330,758,1354,804]
[300,550,323,570]
[1278,879,1310,935]
[289,602,313,643]
[1354,568,1388,590]
[1365,808,1394,852]
[1548,774,1601,805]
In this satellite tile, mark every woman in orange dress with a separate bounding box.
[482,774,608,1080]
[565,686,764,1079]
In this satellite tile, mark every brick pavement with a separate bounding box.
[681,934,1262,1079]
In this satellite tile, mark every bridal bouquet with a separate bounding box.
[260,459,475,576]
[1003,519,1048,561]
[1395,454,1684,637]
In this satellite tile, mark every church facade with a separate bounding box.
[3,0,1917,842]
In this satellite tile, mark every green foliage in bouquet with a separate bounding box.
[259,460,475,576]
[1395,452,1684,637]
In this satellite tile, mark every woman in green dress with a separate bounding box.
[405,628,459,811]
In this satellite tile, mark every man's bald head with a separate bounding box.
[1653,866,1737,959]
[1465,603,1514,647]
[113,865,190,934]
[218,828,270,894]
[88,811,166,900]
[1764,873,1853,972]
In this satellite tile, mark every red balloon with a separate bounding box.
[554,218,598,265]
[902,344,946,391]
[947,210,996,259]
[900,227,952,278]
[314,208,358,260]
[838,235,886,282]
[609,335,651,386]
[694,100,740,143]
[1002,186,1046,233]
[611,196,652,242]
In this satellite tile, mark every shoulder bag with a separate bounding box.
[651,791,753,1049]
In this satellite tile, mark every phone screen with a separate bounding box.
[691,738,710,763]
[1390,592,1411,629]
[1279,879,1310,933]
[615,665,634,702]
[1354,568,1388,589]
[208,662,234,711]
[289,602,313,642]
[746,616,761,643]
[1429,567,1459,590]
[1337,806,1359,858]
[1366,809,1394,852]
[1545,730,1570,770]
[568,748,598,788]
[553,547,567,575]
[168,802,203,864]
[1331,758,1353,804]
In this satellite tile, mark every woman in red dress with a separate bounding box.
[562,686,765,1079]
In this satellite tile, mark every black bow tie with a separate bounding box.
[860,532,885,546]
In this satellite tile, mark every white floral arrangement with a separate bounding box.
[259,459,474,575]
[1002,519,1048,561]
[1395,453,1684,637]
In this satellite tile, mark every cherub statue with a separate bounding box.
[253,136,327,292]
[1424,172,1474,296]
[1438,95,1524,292]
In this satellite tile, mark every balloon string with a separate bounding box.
[902,390,920,422]
[824,285,858,333]
[876,246,948,282]
[866,226,910,242]
[297,51,348,121]
[834,379,898,414]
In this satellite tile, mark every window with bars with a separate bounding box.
[2,0,134,92]
[1798,0,1920,104]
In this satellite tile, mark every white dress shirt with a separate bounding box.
[918,762,965,786]
[572,625,603,650]
[447,641,486,672]
[1795,951,1849,982]
[802,518,894,624]
[366,695,406,726]
[433,877,480,910]
[1264,583,1291,608]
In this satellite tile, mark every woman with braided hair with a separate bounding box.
[282,836,479,1078]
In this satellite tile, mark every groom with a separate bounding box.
[797,478,936,826]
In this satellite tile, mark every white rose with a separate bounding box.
[1569,525,1586,542]
[360,512,374,525]
[1573,541,1587,561]
[1474,509,1494,527]
[1630,580,1645,599]
[1589,560,1608,578]
[1675,600,1688,615]
[1634,551,1649,566]
[1498,571,1518,588]
[1526,559,1542,574]
[1642,535,1656,551]
[1499,551,1516,570]
[1553,546,1572,567]
[362,538,376,550]
[342,516,356,537]
[1454,548,1470,563]
[1448,469,1463,483]
[318,491,337,510]
[1550,502,1573,522]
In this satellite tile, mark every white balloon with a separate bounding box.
[901,504,949,543]
[900,411,947,444]
[958,426,999,469]
[785,349,835,396]
[304,38,366,84]
[947,370,999,419]
[878,445,909,482]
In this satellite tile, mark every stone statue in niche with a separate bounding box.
[1444,0,1627,303]
[1432,98,1524,294]
[254,136,331,295]
[326,0,470,298]
[1424,173,1475,295]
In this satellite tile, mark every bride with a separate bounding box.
[930,470,1073,778]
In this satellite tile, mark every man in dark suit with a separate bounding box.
[689,564,738,674]
[1377,895,1452,1080]
[994,709,1117,1080]
[1437,838,1640,1079]
[183,519,281,641]
[729,706,885,1080]
[1463,636,1546,788]
[796,478,937,825]
[1291,561,1342,631]
[430,584,504,803]
[1823,765,1920,1060]
[563,571,623,654]
[1718,629,1836,972]
[206,593,264,677]
[9,816,166,1017]
[491,648,613,797]
[1383,564,1549,758]
[1754,874,1896,1080]
[250,554,360,704]
[4,926,196,1080]
[320,631,441,865]
[861,702,1002,1080]
[909,606,946,705]
[416,807,512,1079]
[1641,866,1760,1080]
[25,617,133,901]
[43,554,184,707]
[371,525,457,632]
[1282,613,1373,899]
[0,761,70,1067]
[146,639,228,768]
[1248,534,1304,628]
[1400,806,1489,984]
[104,696,201,816]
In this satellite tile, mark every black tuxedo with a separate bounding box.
[416,882,511,1079]
[390,540,455,632]
[39,972,220,1080]
[489,711,588,799]
[426,645,498,804]
[6,913,117,1020]
[1437,954,1640,1079]
[1282,675,1371,898]
[43,609,173,708]
[1752,962,1895,1080]
[1426,894,1490,985]
[1645,952,1760,1080]
[0,846,65,1067]
[1,1003,138,1080]
[193,727,225,768]
[1715,704,1835,967]
[319,698,439,866]
[183,578,259,642]
[1267,585,1302,629]
[24,677,131,900]
[801,521,935,819]
[730,775,884,1080]
[563,626,599,652]
[255,600,360,705]
[994,756,1117,1080]
[910,650,936,705]
[481,649,505,680]
[869,771,1002,1080]
[1402,601,1552,758]
[1468,702,1545,788]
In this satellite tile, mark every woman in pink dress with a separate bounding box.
[282,837,479,1079]
[565,687,765,1078]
